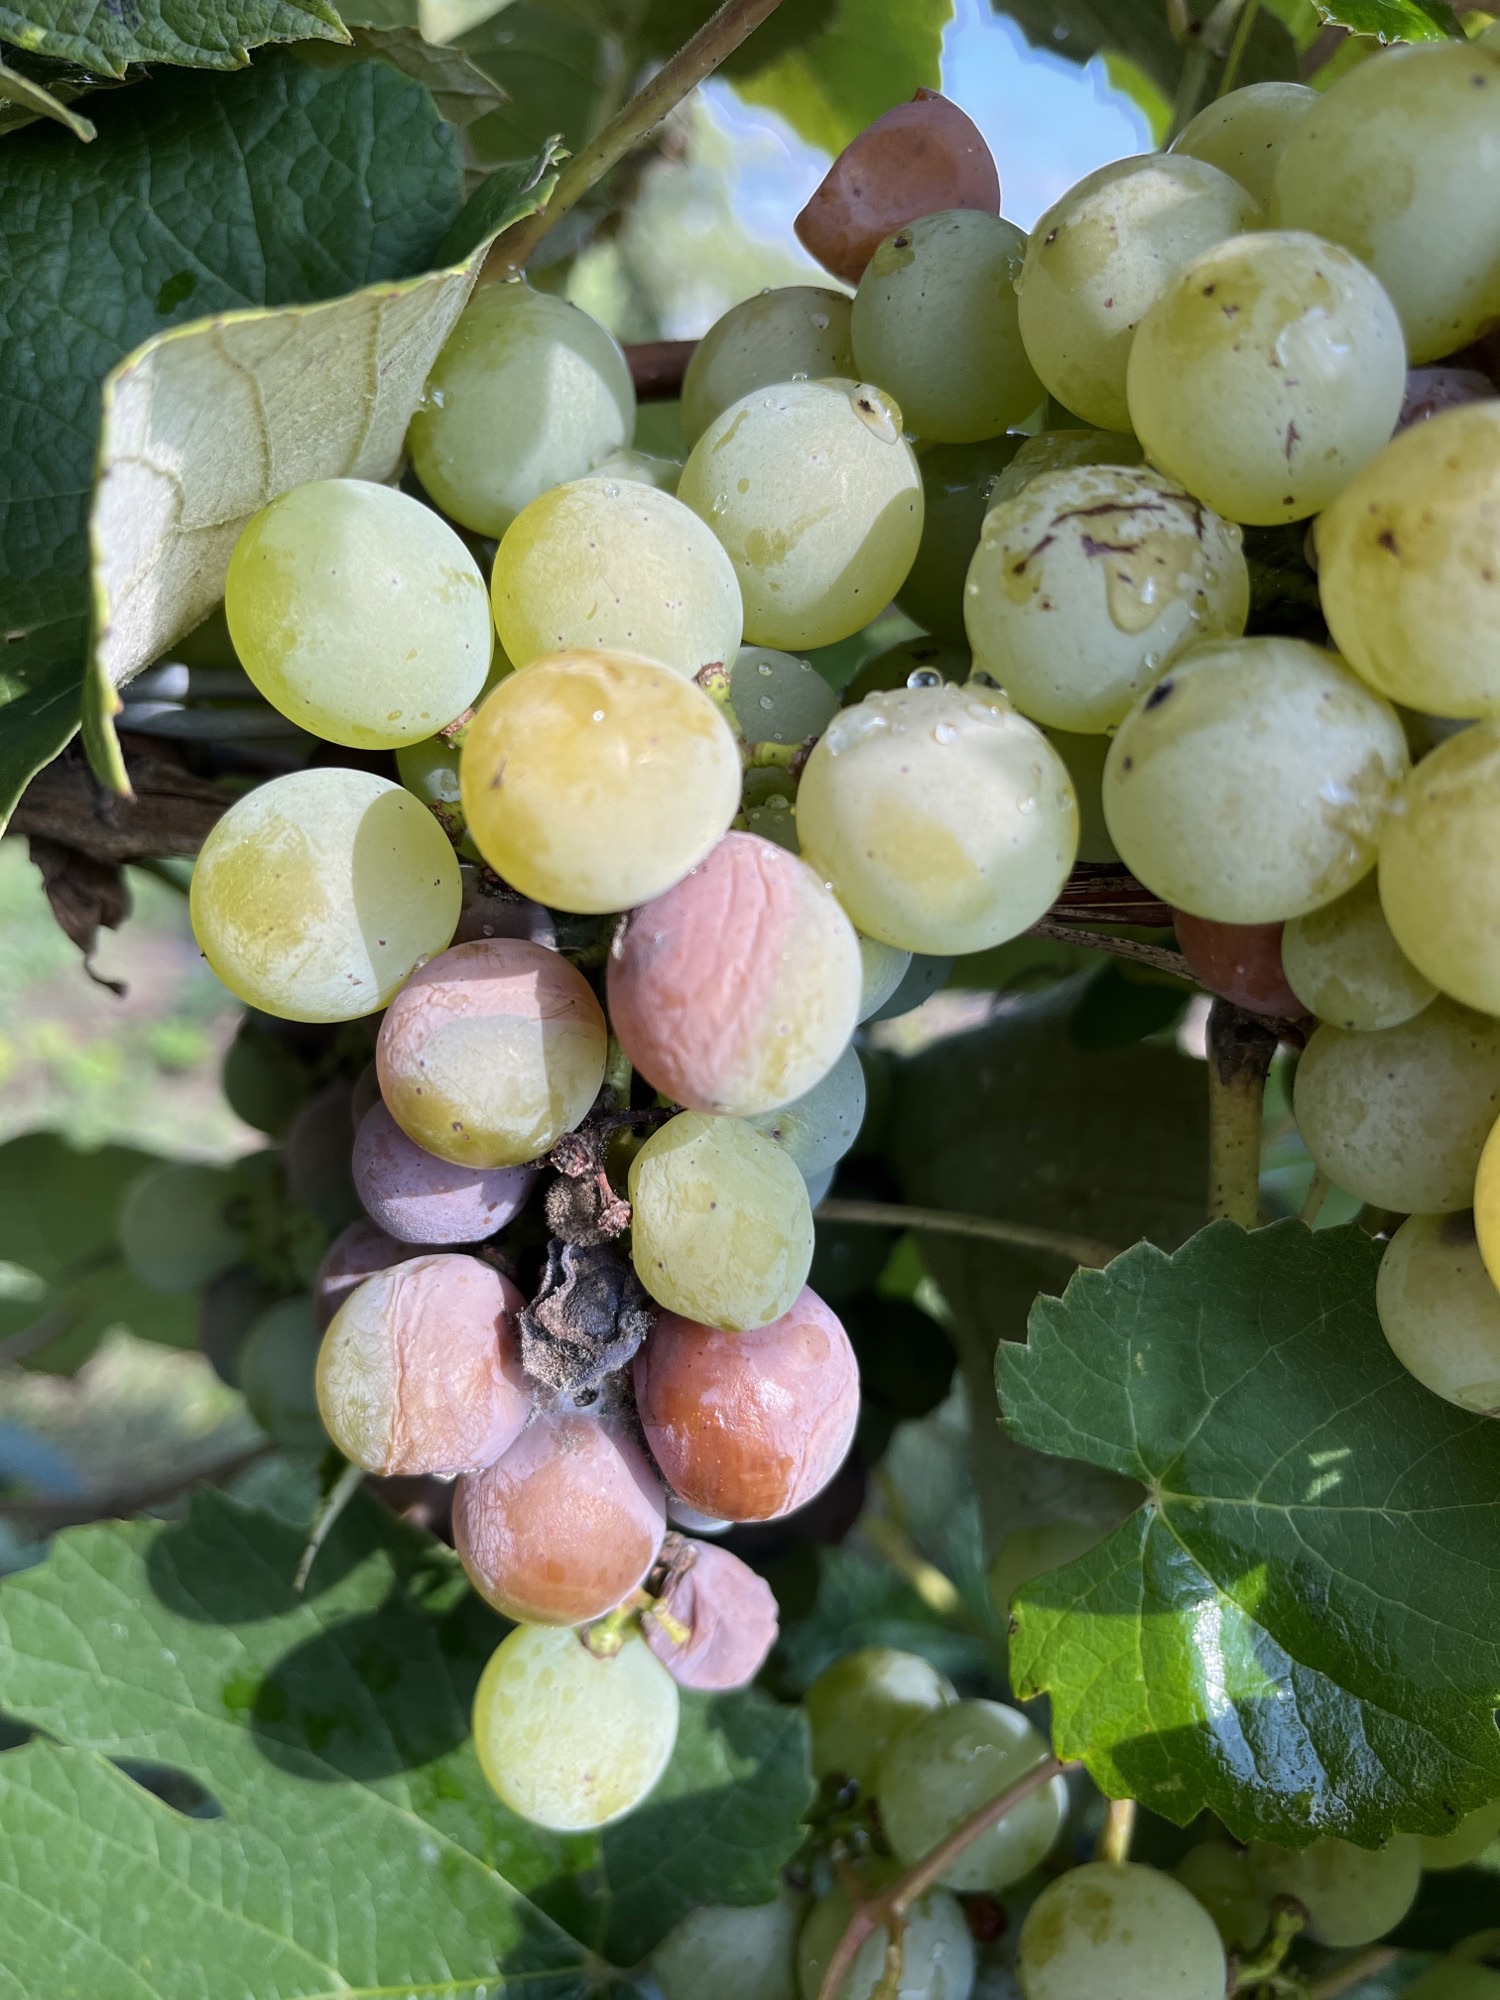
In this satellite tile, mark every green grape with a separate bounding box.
[119,1162,241,1293]
[407,280,635,535]
[1246,1836,1421,1947]
[1282,874,1436,1032]
[1293,999,1500,1214]
[1127,231,1407,527]
[796,682,1078,954]
[627,1112,814,1331]
[895,436,1026,643]
[653,1888,803,2000]
[804,1646,955,1792]
[1169,82,1317,209]
[842,637,968,706]
[1377,1212,1500,1414]
[877,1699,1068,1891]
[491,477,743,679]
[191,769,462,1023]
[1015,154,1260,432]
[681,284,855,446]
[238,1296,324,1452]
[744,794,801,852]
[1420,1797,1500,1870]
[797,1879,975,2000]
[851,209,1042,442]
[745,1042,866,1182]
[987,428,1144,512]
[966,463,1249,730]
[1317,406,1500,720]
[1101,637,1408,923]
[988,1519,1113,1621]
[678,379,923,652]
[1272,41,1500,362]
[224,480,492,750]
[1382,725,1500,1015]
[866,953,953,1022]
[221,1017,308,1137]
[458,649,741,914]
[1042,730,1118,863]
[857,934,912,1020]
[588,445,682,492]
[1016,1861,1227,2000]
[393,732,466,847]
[1174,1841,1271,1952]
[730,647,840,745]
[1402,1970,1500,2000]
[471,1624,678,1832]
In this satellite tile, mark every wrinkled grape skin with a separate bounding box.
[1128,232,1407,527]
[1273,42,1500,362]
[312,1217,421,1332]
[1102,638,1408,924]
[796,683,1078,955]
[376,939,607,1171]
[1173,1842,1270,1952]
[643,1540,780,1690]
[852,210,1042,442]
[1246,1836,1420,1947]
[1016,154,1259,432]
[797,1880,975,2000]
[653,1889,804,2000]
[966,464,1249,731]
[491,477,743,680]
[459,649,742,914]
[878,1699,1068,1892]
[804,1647,955,1792]
[191,769,462,1024]
[454,1411,665,1625]
[1294,1000,1500,1214]
[682,286,855,445]
[1318,407,1500,721]
[1377,1212,1500,1415]
[472,1624,677,1832]
[1381,726,1500,1017]
[225,479,492,750]
[1169,81,1316,209]
[352,1103,534,1246]
[729,647,840,747]
[795,87,1000,287]
[634,1287,858,1520]
[608,834,862,1118]
[1017,1862,1227,2000]
[1174,915,1301,1018]
[1420,1797,1500,1871]
[678,379,924,652]
[895,436,1026,643]
[407,282,635,536]
[1283,874,1435,1033]
[627,1112,814,1331]
[745,1042,867,1181]
[317,1253,530,1478]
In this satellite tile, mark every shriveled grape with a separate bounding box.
[643,1539,779,1690]
[1246,1835,1421,1946]
[312,1217,420,1331]
[878,1699,1068,1891]
[352,1103,533,1245]
[1174,915,1301,1018]
[1017,1861,1227,2000]
[682,285,854,445]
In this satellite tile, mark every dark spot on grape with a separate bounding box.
[1377,529,1400,556]
[1202,283,1217,298]
[1121,755,1134,771]
[1144,680,1175,711]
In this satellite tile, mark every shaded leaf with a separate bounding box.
[737,0,949,157]
[0,53,95,137]
[1002,1221,1500,1845]
[1313,0,1463,40]
[994,0,1301,95]
[437,139,566,262]
[0,0,347,78]
[460,0,613,164]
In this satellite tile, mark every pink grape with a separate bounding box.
[312,1217,422,1332]
[352,1102,535,1246]
[644,1540,779,1691]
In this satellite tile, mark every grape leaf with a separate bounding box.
[461,1,613,162]
[0,53,465,829]
[0,54,96,139]
[0,0,348,78]
[0,1491,811,1994]
[1311,0,1463,41]
[994,0,1301,93]
[736,0,949,157]
[1000,1220,1500,1846]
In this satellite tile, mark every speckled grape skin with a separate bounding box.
[1018,1863,1227,2000]
[190,769,462,1024]
[454,1411,666,1626]
[608,833,862,1117]
[682,285,855,444]
[627,1113,815,1331]
[312,1218,422,1331]
[795,682,1079,955]
[316,1254,530,1478]
[352,1102,535,1245]
[376,939,607,1169]
[491,478,743,679]
[458,649,743,915]
[634,1287,859,1520]
[643,1540,780,1690]
[1282,874,1435,1031]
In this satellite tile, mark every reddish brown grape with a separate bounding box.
[633,1287,859,1522]
[353,1102,535,1246]
[644,1540,779,1691]
[312,1217,422,1331]
[795,89,1001,288]
[316,1253,531,1476]
[454,1411,666,1625]
[1174,912,1302,1018]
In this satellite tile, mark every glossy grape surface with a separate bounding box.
[682,286,854,444]
[878,1699,1068,1891]
[1017,1862,1227,2000]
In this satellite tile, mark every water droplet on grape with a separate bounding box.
[760,695,774,710]
[934,722,957,745]
[810,314,829,330]
[906,667,943,690]
[592,709,605,723]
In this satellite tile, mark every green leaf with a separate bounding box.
[737,0,950,157]
[0,54,95,138]
[460,1,613,163]
[1312,0,1463,41]
[0,0,348,78]
[1001,1220,1500,1846]
[0,53,465,826]
[0,1493,809,1989]
[994,0,1301,95]
[436,139,566,262]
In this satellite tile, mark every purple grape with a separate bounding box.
[353,1102,535,1246]
[313,1216,423,1331]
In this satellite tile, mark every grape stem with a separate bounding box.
[1300,1168,1332,1228]
[1305,1946,1399,1999]
[484,0,791,279]
[1028,917,1191,981]
[1205,1000,1277,1228]
[1093,1795,1136,1864]
[1216,0,1261,97]
[813,1198,1119,1270]
[814,1755,1078,2000]
[294,1458,365,1595]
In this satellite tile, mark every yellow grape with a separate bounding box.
[1282,874,1436,1032]
[1379,724,1500,1016]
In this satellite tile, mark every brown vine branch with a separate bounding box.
[813,1199,1120,1270]
[625,339,698,400]
[1029,919,1191,981]
[483,0,791,280]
